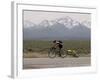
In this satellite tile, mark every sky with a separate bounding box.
[23,10,91,26]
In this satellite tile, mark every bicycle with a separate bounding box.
[48,47,67,58]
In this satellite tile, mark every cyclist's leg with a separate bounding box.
[59,48,62,57]
[59,44,63,57]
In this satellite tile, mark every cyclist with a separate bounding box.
[52,40,63,57]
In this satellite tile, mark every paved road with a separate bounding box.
[23,57,90,69]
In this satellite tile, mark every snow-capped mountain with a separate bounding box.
[82,21,91,28]
[39,20,50,27]
[24,16,90,29]
[56,16,73,28]
[24,20,36,28]
[24,17,91,40]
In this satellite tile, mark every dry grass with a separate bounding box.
[23,52,48,58]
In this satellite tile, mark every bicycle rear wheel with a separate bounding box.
[60,50,67,58]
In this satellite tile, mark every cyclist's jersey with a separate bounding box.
[56,43,63,49]
[59,44,63,48]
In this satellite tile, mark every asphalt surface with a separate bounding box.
[23,57,90,69]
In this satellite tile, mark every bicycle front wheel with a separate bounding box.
[48,49,56,58]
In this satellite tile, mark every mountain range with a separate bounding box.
[23,16,91,40]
